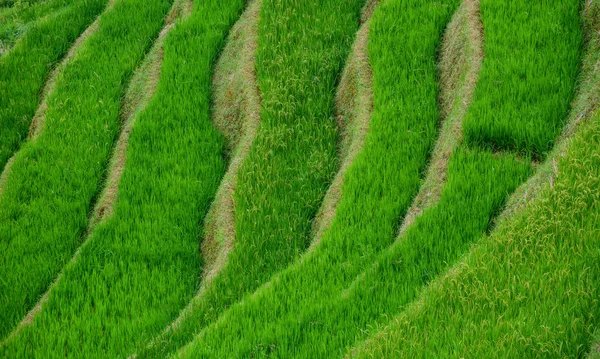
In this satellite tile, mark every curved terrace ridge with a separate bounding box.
[136,0,262,354]
[310,0,378,250]
[0,0,117,199]
[0,0,189,347]
[398,0,484,236]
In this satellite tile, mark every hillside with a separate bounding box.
[0,0,598,357]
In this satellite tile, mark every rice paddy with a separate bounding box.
[0,0,597,357]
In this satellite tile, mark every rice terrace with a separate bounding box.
[0,0,599,357]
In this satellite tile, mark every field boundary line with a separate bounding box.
[0,0,118,199]
[169,1,381,355]
[310,0,378,250]
[89,0,192,228]
[136,0,262,353]
[198,0,262,298]
[397,0,483,236]
[0,0,189,348]
[238,0,381,309]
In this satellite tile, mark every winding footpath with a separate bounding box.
[200,0,262,294]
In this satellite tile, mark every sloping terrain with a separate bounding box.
[0,0,597,357]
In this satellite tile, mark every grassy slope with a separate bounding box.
[463,0,582,157]
[0,0,172,343]
[348,4,600,357]
[0,0,79,53]
[0,0,107,169]
[135,1,364,357]
[349,108,600,359]
[171,0,476,357]
[174,0,586,356]
[0,0,247,356]
[135,2,261,357]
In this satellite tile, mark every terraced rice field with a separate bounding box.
[0,0,598,357]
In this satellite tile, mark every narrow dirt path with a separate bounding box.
[0,0,190,347]
[200,0,262,291]
[397,0,484,237]
[309,0,378,250]
[89,0,192,228]
[0,0,118,198]
[146,0,262,340]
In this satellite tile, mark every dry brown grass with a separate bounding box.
[0,156,14,198]
[397,0,483,236]
[200,0,261,286]
[310,0,377,250]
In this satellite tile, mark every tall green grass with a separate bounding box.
[0,0,172,343]
[348,110,600,359]
[0,0,79,54]
[463,0,582,157]
[175,149,530,358]
[136,1,364,357]
[0,0,107,170]
[0,0,248,356]
[170,0,486,357]
[347,5,600,356]
[173,0,594,355]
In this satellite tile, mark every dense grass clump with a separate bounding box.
[346,5,600,356]
[0,0,172,343]
[0,0,85,53]
[348,112,600,359]
[463,0,582,157]
[0,0,107,170]
[136,0,364,357]
[168,0,486,357]
[175,148,530,358]
[1,0,247,355]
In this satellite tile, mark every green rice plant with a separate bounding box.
[175,147,531,358]
[0,0,107,168]
[0,0,249,355]
[135,0,364,357]
[346,4,600,356]
[172,0,598,355]
[462,0,582,157]
[166,0,490,356]
[0,0,82,53]
[348,112,600,359]
[0,0,172,343]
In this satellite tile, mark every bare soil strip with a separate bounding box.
[152,0,262,336]
[591,341,600,358]
[0,0,118,198]
[0,0,189,347]
[90,0,192,228]
[495,0,600,227]
[397,0,483,236]
[309,0,378,250]
[0,156,14,197]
